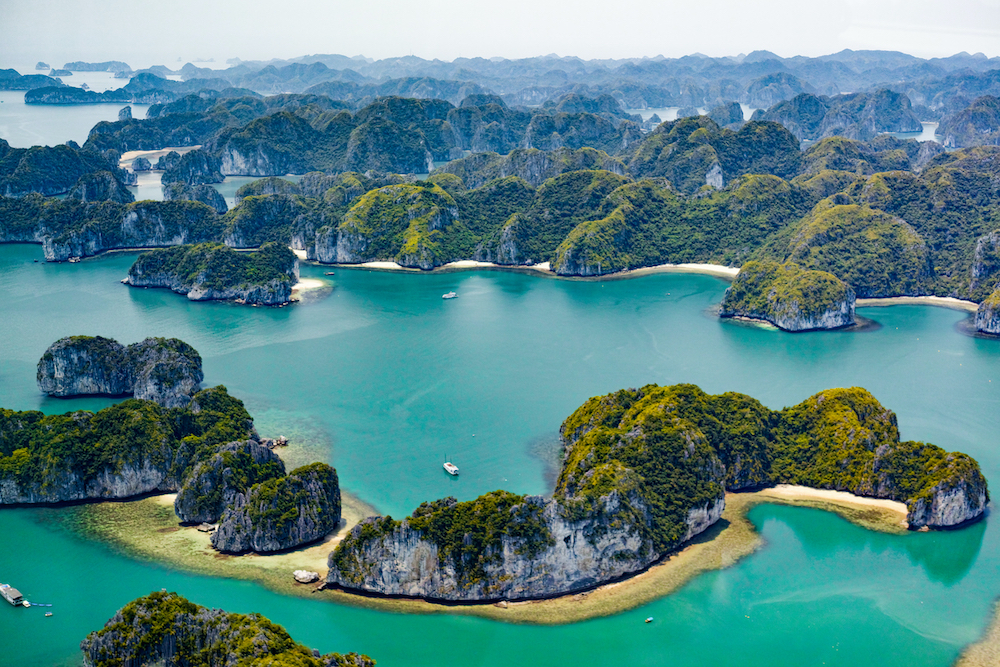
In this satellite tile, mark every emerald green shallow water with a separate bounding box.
[1,243,999,666]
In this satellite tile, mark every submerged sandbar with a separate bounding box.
[66,486,909,625]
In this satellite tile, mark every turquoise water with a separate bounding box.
[0,89,149,149]
[0,242,999,666]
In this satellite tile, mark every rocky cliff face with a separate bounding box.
[720,261,856,331]
[36,335,203,407]
[212,463,341,553]
[937,96,1000,148]
[127,338,204,408]
[42,200,220,262]
[0,456,185,505]
[174,440,285,523]
[327,491,722,601]
[124,242,298,306]
[312,183,461,268]
[975,288,1000,334]
[163,182,228,214]
[904,475,989,529]
[36,336,132,397]
[160,149,224,186]
[969,231,1000,301]
[66,170,135,203]
[0,385,257,506]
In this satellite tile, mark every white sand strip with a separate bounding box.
[760,484,908,516]
[857,296,978,312]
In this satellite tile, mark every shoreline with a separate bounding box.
[857,295,978,312]
[65,485,910,625]
[312,259,740,282]
[118,146,202,169]
[2,242,988,316]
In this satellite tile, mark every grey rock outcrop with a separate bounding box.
[131,156,151,171]
[66,170,135,203]
[42,199,220,262]
[906,474,989,528]
[163,182,228,214]
[212,463,341,554]
[970,231,1000,301]
[0,456,185,505]
[719,261,856,332]
[975,289,1000,334]
[36,336,132,397]
[37,335,203,407]
[327,492,723,601]
[127,338,204,408]
[160,149,224,186]
[174,440,285,523]
[118,106,132,121]
[708,101,744,128]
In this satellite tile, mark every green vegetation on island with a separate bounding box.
[0,385,254,503]
[327,383,987,602]
[81,591,375,667]
[125,242,299,305]
[719,260,855,331]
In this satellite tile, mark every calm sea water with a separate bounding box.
[0,86,149,149]
[0,243,998,666]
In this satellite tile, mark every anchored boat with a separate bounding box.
[1,583,24,607]
[442,292,457,299]
[443,461,459,475]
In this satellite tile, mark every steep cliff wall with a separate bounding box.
[124,242,298,306]
[0,386,255,505]
[174,440,285,524]
[212,462,341,553]
[37,335,203,407]
[719,260,856,331]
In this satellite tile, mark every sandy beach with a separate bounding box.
[73,483,912,625]
[610,262,740,280]
[857,295,978,312]
[291,278,324,292]
[118,146,202,169]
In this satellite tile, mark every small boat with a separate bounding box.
[645,617,653,624]
[68,256,81,263]
[443,461,459,476]
[324,271,335,276]
[442,292,457,299]
[45,612,52,617]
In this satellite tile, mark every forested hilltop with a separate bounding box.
[326,383,987,602]
[4,74,1000,308]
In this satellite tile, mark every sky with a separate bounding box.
[1,0,999,69]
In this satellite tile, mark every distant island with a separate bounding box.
[1,57,999,332]
[124,242,300,306]
[326,383,987,602]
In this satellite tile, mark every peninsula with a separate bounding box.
[327,383,987,602]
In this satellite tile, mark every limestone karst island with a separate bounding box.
[1,29,1000,667]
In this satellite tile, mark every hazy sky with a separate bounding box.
[2,0,999,69]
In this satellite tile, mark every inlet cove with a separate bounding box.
[0,244,999,667]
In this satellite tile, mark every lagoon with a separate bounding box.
[0,243,998,666]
